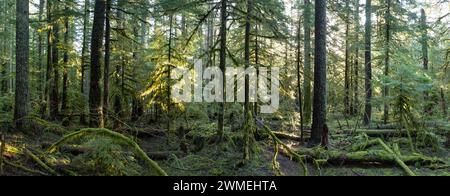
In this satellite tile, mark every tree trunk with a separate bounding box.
[363,0,373,127]
[61,7,70,113]
[421,9,432,114]
[37,0,45,101]
[296,3,304,142]
[103,0,111,123]
[14,0,30,130]
[217,0,227,142]
[244,0,251,120]
[353,0,360,116]
[383,0,391,124]
[303,0,312,124]
[80,0,90,125]
[43,0,53,118]
[344,0,351,116]
[89,0,106,128]
[308,0,327,147]
[50,16,60,121]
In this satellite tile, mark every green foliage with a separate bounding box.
[72,137,145,176]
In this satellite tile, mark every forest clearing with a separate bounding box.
[0,0,449,177]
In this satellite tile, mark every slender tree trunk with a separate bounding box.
[344,0,351,116]
[217,0,227,142]
[243,0,253,161]
[296,5,304,142]
[421,8,431,114]
[103,0,111,123]
[43,0,53,118]
[80,0,90,124]
[303,0,312,124]
[113,0,124,129]
[441,88,448,117]
[50,5,60,121]
[244,0,251,118]
[37,0,45,101]
[61,7,70,113]
[383,0,391,124]
[363,0,373,127]
[308,0,327,147]
[89,0,106,128]
[353,0,360,116]
[254,23,259,116]
[15,0,30,130]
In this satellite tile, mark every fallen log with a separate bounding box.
[345,129,415,137]
[42,143,88,156]
[272,132,303,142]
[295,148,443,167]
[3,160,49,176]
[24,149,59,176]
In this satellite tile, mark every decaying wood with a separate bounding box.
[3,160,49,176]
[272,132,303,142]
[24,148,58,176]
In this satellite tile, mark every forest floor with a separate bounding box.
[0,117,449,176]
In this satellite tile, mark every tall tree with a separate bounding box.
[103,0,111,122]
[50,13,60,120]
[353,0,360,115]
[14,0,30,130]
[383,0,391,124]
[217,0,227,142]
[89,0,106,128]
[243,0,252,161]
[303,0,312,123]
[80,0,90,124]
[308,0,327,147]
[344,0,351,116]
[363,0,373,127]
[420,8,431,114]
[61,6,70,113]
[296,0,304,142]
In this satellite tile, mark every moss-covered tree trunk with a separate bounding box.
[303,0,312,124]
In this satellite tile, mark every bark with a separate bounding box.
[50,19,60,121]
[103,0,111,122]
[37,0,45,100]
[421,9,432,114]
[113,0,124,129]
[353,0,360,116]
[61,8,70,113]
[296,4,304,142]
[244,0,251,120]
[303,0,312,124]
[14,0,30,130]
[383,0,391,124]
[217,0,227,142]
[308,0,327,147]
[364,0,373,127]
[89,0,106,128]
[80,0,90,124]
[344,0,351,116]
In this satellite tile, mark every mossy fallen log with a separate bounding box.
[24,149,59,176]
[296,148,441,166]
[272,132,303,142]
[47,128,168,176]
[3,160,49,176]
